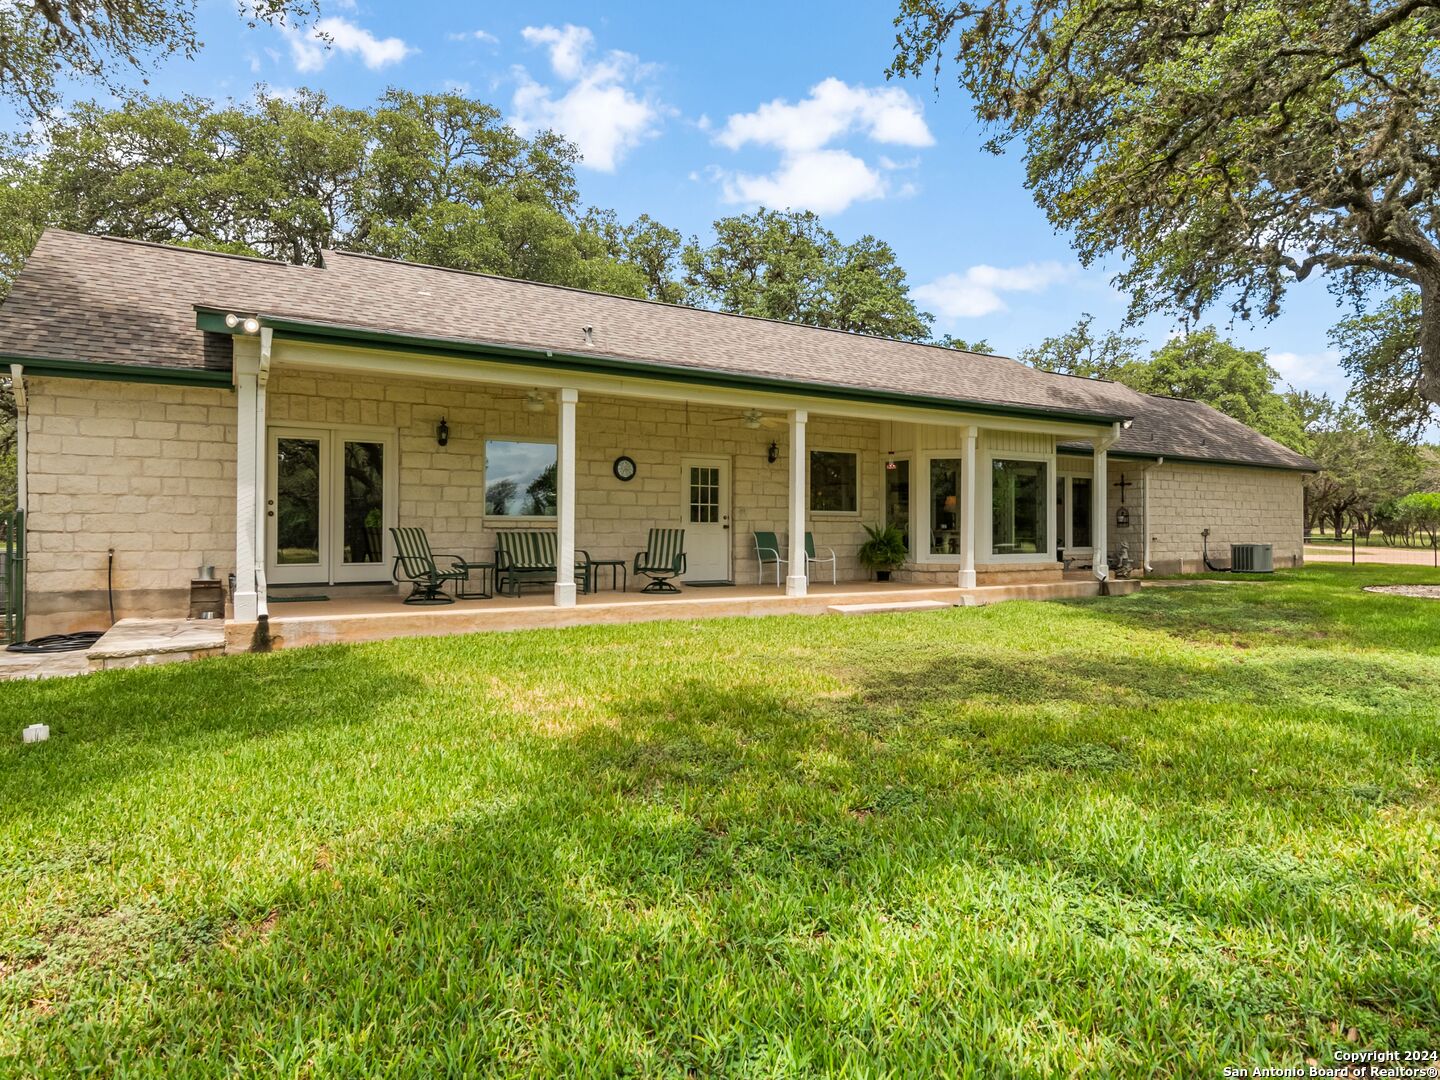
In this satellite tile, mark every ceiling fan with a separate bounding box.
[715,408,784,430]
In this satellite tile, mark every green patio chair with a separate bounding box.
[634,528,686,593]
[753,530,787,586]
[806,532,837,585]
[390,526,467,604]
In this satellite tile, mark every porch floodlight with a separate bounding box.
[242,317,260,334]
[224,313,240,329]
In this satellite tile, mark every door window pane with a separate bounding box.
[809,451,857,512]
[342,441,384,565]
[1056,477,1066,554]
[885,459,910,554]
[930,458,961,556]
[276,437,321,565]
[485,441,557,516]
[690,466,719,523]
[992,459,1048,555]
[1071,478,1092,548]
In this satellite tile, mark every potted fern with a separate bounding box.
[857,523,908,581]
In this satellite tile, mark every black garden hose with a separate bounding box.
[1201,528,1231,573]
[7,631,103,654]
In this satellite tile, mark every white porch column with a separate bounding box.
[554,388,579,607]
[1092,440,1110,582]
[233,352,261,622]
[912,422,927,564]
[786,409,808,597]
[959,424,979,588]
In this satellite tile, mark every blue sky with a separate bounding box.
[6,0,1365,400]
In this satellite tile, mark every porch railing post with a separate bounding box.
[786,409,808,597]
[555,388,579,608]
[959,425,978,588]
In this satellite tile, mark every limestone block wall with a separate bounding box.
[22,377,236,634]
[263,371,881,587]
[1108,460,1305,573]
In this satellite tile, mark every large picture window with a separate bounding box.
[992,458,1048,555]
[485,440,557,517]
[810,450,858,513]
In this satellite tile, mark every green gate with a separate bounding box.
[1,509,23,644]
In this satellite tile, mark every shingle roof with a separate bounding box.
[1061,385,1317,471]
[0,229,1315,470]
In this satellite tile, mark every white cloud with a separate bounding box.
[717,78,933,154]
[448,29,498,45]
[1269,348,1348,394]
[708,78,933,215]
[914,263,1075,319]
[510,24,664,172]
[721,149,888,216]
[286,17,414,73]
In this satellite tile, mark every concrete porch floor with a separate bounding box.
[233,577,1141,652]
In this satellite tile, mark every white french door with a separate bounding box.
[679,456,731,581]
[267,426,397,584]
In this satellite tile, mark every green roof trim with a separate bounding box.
[193,307,1131,426]
[3,354,233,388]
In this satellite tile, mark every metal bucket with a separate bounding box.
[198,564,217,581]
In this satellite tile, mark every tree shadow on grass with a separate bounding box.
[1064,574,1440,657]
[33,671,1433,1074]
[0,644,427,823]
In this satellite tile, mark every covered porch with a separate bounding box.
[225,317,1133,647]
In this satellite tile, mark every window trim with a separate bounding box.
[808,447,861,517]
[482,435,560,524]
[983,449,1057,564]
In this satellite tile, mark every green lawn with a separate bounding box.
[3,565,1439,1077]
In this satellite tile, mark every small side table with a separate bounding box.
[454,561,494,600]
[586,559,628,593]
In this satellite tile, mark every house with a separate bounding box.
[0,230,1315,643]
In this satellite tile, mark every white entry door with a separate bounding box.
[267,427,396,584]
[680,456,731,581]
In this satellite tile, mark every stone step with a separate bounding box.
[87,618,227,671]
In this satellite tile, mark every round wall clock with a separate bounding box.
[612,455,637,482]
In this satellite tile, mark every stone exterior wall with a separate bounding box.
[22,377,236,634]
[1106,459,1305,574]
[261,371,882,587]
[17,368,1307,633]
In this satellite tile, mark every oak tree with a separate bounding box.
[890,0,1440,408]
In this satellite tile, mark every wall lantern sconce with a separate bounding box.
[1116,505,1130,528]
[767,441,779,464]
[436,417,449,447]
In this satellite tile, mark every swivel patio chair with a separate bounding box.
[390,526,467,604]
[634,528,686,593]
